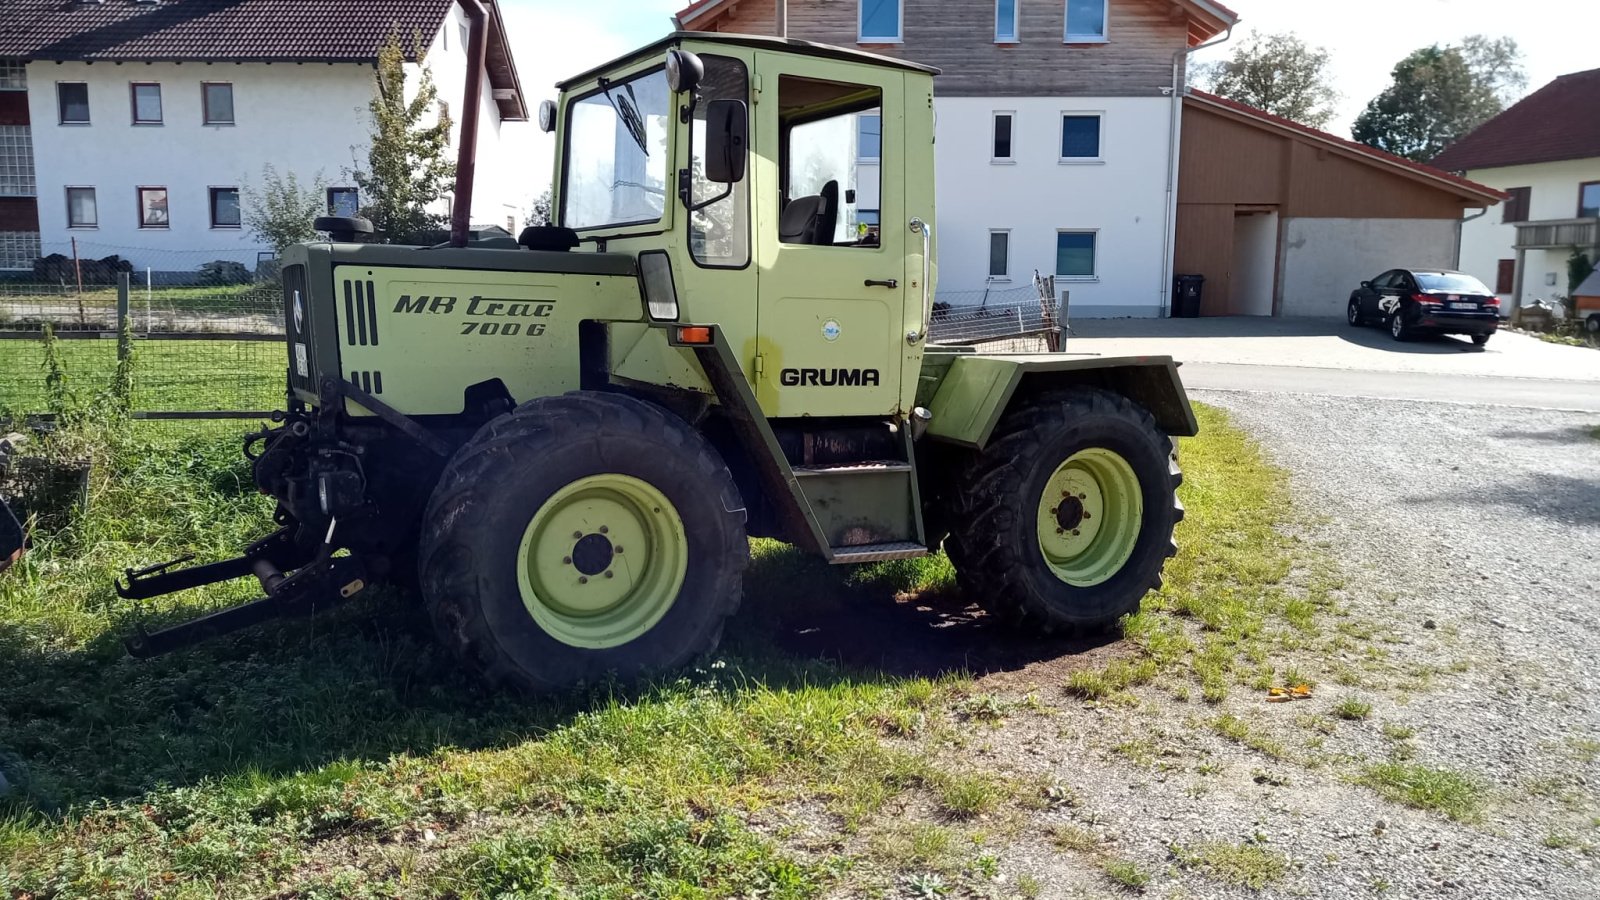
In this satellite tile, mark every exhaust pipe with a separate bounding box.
[449,0,489,247]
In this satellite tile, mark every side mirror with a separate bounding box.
[1360,280,1372,290]
[703,99,747,184]
[537,99,556,133]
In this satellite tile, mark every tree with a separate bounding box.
[1196,32,1339,130]
[352,33,455,242]
[526,189,552,227]
[1353,36,1526,162]
[243,165,327,253]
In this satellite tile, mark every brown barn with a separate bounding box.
[1176,91,1505,317]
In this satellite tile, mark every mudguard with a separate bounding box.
[923,353,1199,449]
[0,498,22,574]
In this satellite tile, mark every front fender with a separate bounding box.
[923,353,1198,449]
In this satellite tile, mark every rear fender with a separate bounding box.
[923,354,1198,449]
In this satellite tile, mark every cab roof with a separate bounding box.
[554,30,939,89]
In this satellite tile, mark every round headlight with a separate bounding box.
[537,99,556,133]
[665,50,703,94]
[292,289,305,332]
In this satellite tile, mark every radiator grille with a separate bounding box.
[342,278,379,345]
[349,370,384,395]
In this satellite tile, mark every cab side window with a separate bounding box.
[777,75,881,248]
[689,55,750,268]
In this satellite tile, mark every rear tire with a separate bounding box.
[419,392,748,692]
[944,388,1183,634]
[1471,333,1491,347]
[1389,312,1410,341]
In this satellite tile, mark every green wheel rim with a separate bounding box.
[1035,448,1144,587]
[515,474,688,649]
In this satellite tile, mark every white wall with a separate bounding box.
[29,60,373,271]
[424,1,525,233]
[1457,157,1600,313]
[932,96,1173,317]
[1279,217,1458,317]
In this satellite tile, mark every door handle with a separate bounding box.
[864,278,898,288]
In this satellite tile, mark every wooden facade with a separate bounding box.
[1175,93,1504,315]
[684,0,1228,97]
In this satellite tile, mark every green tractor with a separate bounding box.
[116,32,1196,691]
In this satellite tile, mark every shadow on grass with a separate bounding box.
[0,536,1096,816]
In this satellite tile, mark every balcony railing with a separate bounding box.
[1515,217,1599,250]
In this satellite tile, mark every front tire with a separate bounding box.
[944,388,1183,634]
[1347,297,1364,327]
[419,392,748,692]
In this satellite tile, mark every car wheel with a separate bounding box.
[1347,298,1364,327]
[1471,334,1490,347]
[1389,312,1409,342]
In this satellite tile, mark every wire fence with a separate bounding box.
[1,271,284,425]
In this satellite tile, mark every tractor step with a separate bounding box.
[828,541,928,564]
[794,460,912,476]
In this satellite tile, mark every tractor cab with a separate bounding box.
[545,33,938,420]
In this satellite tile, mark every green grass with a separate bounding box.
[0,403,1301,895]
[1172,840,1288,889]
[0,333,283,415]
[1332,696,1373,721]
[1358,762,1487,822]
[1101,856,1151,891]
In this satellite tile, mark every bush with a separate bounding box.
[32,253,134,286]
[199,260,251,286]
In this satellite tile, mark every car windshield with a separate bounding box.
[561,67,671,231]
[1414,273,1491,294]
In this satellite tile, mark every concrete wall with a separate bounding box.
[1278,217,1458,317]
[933,95,1173,317]
[1456,157,1600,311]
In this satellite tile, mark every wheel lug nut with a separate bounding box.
[599,526,608,534]
[1072,529,1080,536]
[1056,527,1064,534]
[578,576,588,584]
[614,546,623,553]
[604,571,614,578]
[1079,493,1087,499]
[572,531,583,540]
[1083,512,1091,519]
[563,556,572,565]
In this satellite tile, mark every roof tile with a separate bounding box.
[1430,68,1600,172]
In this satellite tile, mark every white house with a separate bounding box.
[676,0,1239,317]
[0,0,529,277]
[1433,67,1600,317]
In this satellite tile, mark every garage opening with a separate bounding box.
[1231,209,1277,316]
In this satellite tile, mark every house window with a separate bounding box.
[857,114,881,160]
[1579,181,1600,218]
[992,112,1014,161]
[859,0,902,42]
[989,230,1010,279]
[995,0,1018,42]
[1495,259,1515,294]
[138,187,169,227]
[203,82,234,124]
[0,126,35,196]
[1060,114,1101,160]
[58,82,90,124]
[1056,230,1096,278]
[1502,186,1530,223]
[210,187,240,228]
[327,187,360,216]
[66,187,97,227]
[1065,0,1108,42]
[0,61,25,91]
[131,83,162,124]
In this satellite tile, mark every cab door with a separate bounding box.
[752,53,906,417]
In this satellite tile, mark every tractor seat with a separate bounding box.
[519,225,580,252]
[779,180,838,245]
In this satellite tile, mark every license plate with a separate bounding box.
[294,342,309,377]
[1448,302,1476,310]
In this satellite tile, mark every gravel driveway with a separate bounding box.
[967,391,1600,899]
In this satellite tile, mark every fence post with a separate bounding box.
[116,272,131,360]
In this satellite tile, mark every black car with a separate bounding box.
[1347,269,1501,345]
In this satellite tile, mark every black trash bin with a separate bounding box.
[1172,274,1205,318]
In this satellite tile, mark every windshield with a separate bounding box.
[1415,272,1492,294]
[562,68,671,231]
